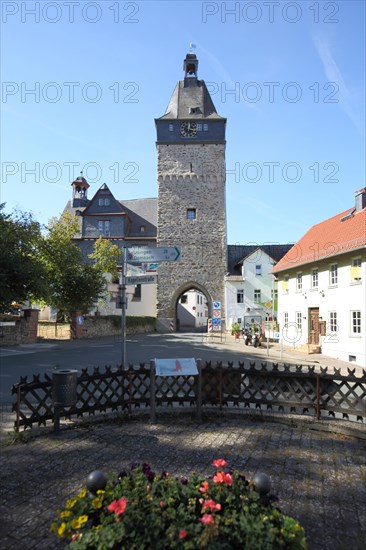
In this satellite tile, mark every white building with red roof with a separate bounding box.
[272,188,366,368]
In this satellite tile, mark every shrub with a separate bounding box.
[51,460,306,549]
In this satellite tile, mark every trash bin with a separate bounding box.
[53,369,78,407]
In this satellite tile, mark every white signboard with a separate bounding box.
[127,246,181,263]
[154,358,198,376]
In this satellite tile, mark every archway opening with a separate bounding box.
[171,282,211,333]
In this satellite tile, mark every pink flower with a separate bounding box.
[200,514,215,525]
[179,529,187,539]
[213,471,233,486]
[107,497,128,516]
[159,500,165,507]
[202,499,221,511]
[212,459,227,469]
[199,481,209,493]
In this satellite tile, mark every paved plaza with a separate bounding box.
[1,334,365,549]
[0,409,365,550]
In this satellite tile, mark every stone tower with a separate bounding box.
[155,52,227,332]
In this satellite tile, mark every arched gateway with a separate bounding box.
[155,52,227,332]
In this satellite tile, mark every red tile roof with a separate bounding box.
[273,200,366,273]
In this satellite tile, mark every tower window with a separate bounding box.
[203,124,208,131]
[169,124,174,131]
[140,225,146,233]
[196,123,202,131]
[187,209,196,220]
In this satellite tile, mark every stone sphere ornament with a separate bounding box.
[252,472,271,495]
[86,470,107,495]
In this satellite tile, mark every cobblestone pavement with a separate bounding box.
[0,411,365,550]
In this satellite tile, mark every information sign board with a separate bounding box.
[154,358,198,376]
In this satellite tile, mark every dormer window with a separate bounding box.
[189,107,199,114]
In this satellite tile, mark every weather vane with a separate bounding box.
[189,43,196,52]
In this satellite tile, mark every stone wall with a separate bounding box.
[0,310,39,346]
[81,316,156,339]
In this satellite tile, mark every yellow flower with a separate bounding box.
[71,519,81,529]
[96,490,105,496]
[92,497,103,509]
[66,498,77,509]
[79,515,88,525]
[57,523,66,537]
[77,489,87,499]
[59,511,71,519]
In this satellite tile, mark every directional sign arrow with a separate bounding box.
[127,246,181,263]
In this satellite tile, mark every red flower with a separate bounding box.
[200,514,215,525]
[107,497,128,516]
[199,481,209,493]
[159,500,165,507]
[213,471,233,486]
[179,529,187,539]
[202,499,221,511]
[212,459,227,469]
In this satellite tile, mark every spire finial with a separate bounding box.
[189,43,196,53]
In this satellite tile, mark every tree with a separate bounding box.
[88,237,121,282]
[0,204,47,312]
[40,213,105,319]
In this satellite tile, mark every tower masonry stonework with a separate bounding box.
[155,53,227,332]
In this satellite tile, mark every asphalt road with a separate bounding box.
[1,331,362,406]
[0,332,259,404]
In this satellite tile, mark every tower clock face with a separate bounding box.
[180,121,197,137]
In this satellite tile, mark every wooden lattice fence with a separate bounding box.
[11,362,366,431]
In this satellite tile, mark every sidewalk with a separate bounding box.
[0,410,365,550]
[205,333,365,376]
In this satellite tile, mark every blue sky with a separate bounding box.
[1,0,365,245]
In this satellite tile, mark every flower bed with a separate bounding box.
[51,460,306,549]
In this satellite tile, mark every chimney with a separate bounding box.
[355,187,366,212]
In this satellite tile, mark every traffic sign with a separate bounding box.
[125,275,157,285]
[127,246,181,263]
[213,309,221,318]
[265,301,272,309]
[213,301,221,309]
[212,318,221,325]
